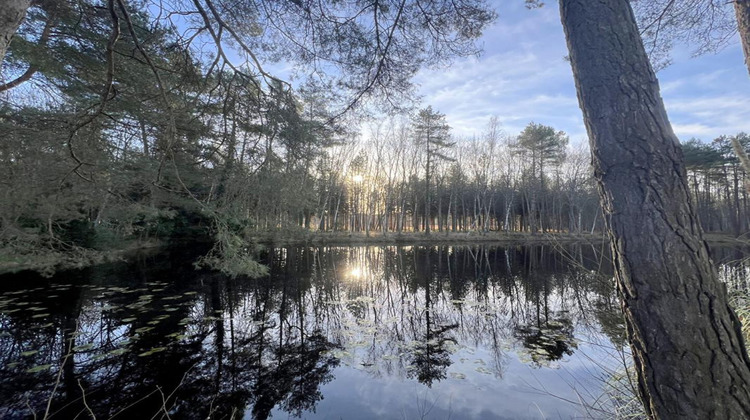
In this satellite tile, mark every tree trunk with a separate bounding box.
[425,154,431,235]
[559,0,750,418]
[735,0,750,76]
[0,0,30,64]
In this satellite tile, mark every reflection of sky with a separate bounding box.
[258,246,624,419]
[270,336,618,420]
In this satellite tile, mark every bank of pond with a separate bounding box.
[1,243,748,419]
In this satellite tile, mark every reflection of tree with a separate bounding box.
[512,246,579,367]
[0,243,626,418]
[251,333,339,420]
[588,274,628,348]
[408,323,458,386]
[407,249,457,386]
[514,314,576,367]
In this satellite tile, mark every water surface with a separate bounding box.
[0,243,679,419]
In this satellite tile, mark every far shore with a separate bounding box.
[2,231,747,277]
[249,231,750,247]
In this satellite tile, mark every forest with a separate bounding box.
[3,0,750,419]
[2,0,749,278]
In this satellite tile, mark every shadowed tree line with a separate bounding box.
[0,0,495,276]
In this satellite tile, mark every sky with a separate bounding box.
[412,1,750,146]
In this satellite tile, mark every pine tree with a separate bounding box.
[413,106,453,234]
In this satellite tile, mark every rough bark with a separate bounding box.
[735,0,750,76]
[559,0,750,418]
[0,0,30,65]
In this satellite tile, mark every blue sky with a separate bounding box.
[413,2,750,146]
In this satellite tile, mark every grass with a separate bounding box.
[5,227,745,276]
[249,229,750,247]
[703,232,750,245]
[730,287,750,348]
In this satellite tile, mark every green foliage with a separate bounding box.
[194,216,268,279]
[0,0,340,274]
[57,220,97,248]
[682,138,724,169]
[514,122,569,170]
[413,106,455,160]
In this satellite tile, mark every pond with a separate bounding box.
[0,243,746,419]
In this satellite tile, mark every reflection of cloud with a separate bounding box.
[315,346,595,419]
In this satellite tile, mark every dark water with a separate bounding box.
[0,243,744,419]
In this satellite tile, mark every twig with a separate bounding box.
[43,325,78,420]
[151,386,172,420]
[77,379,96,420]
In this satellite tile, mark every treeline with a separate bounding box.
[304,116,602,236]
[0,0,494,274]
[0,2,343,275]
[682,134,750,236]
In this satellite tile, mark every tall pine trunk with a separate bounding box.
[0,0,30,64]
[559,0,750,418]
[735,0,750,76]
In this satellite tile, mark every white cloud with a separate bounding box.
[414,5,579,140]
[660,52,750,141]
[671,123,716,139]
[411,1,749,145]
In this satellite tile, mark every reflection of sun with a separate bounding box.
[350,267,362,278]
[352,174,364,183]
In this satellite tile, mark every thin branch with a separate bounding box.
[202,0,290,90]
[61,0,121,185]
[42,326,77,420]
[328,0,408,122]
[77,380,97,420]
[0,11,55,92]
[115,0,179,185]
